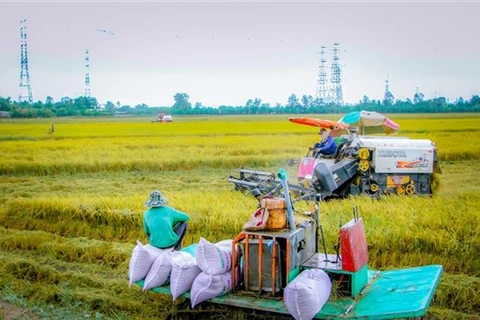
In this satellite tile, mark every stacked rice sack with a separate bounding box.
[128,240,173,287]
[170,244,201,300]
[283,269,332,320]
[128,240,200,295]
[190,238,239,308]
[128,238,238,306]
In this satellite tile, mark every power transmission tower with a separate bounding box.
[316,45,329,104]
[383,76,394,104]
[19,19,33,103]
[330,42,343,105]
[85,49,91,97]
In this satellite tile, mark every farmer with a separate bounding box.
[143,190,189,250]
[312,128,337,158]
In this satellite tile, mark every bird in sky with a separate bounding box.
[96,29,115,36]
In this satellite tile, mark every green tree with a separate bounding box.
[286,94,301,112]
[45,96,54,106]
[134,103,149,115]
[301,95,313,112]
[469,95,480,106]
[259,102,271,114]
[32,100,44,109]
[172,93,192,114]
[104,101,116,113]
[413,91,425,104]
[0,97,12,111]
[73,96,98,110]
[60,96,73,105]
[245,98,261,114]
[193,102,204,114]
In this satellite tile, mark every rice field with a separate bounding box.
[0,113,479,319]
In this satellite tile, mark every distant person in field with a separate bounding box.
[312,128,337,158]
[143,190,189,250]
[49,124,55,134]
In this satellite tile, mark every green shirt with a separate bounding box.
[143,206,190,249]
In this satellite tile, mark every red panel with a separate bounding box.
[296,157,317,179]
[340,219,369,272]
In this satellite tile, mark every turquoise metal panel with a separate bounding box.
[350,264,368,298]
[302,253,369,298]
[345,265,443,319]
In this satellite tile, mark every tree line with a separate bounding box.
[1,92,479,118]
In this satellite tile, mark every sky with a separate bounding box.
[0,1,479,107]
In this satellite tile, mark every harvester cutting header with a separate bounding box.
[229,111,441,200]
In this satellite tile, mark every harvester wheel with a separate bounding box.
[358,148,370,160]
[397,185,406,196]
[359,160,370,172]
[370,183,379,192]
[405,183,416,195]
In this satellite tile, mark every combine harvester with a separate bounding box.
[152,113,173,123]
[140,170,443,319]
[228,111,441,200]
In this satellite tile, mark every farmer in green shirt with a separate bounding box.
[143,190,189,250]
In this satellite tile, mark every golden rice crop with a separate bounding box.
[1,115,479,176]
[0,227,131,267]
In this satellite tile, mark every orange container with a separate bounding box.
[261,198,287,230]
[266,208,287,230]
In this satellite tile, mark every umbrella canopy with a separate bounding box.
[288,117,350,130]
[338,111,399,135]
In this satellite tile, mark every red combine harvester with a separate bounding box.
[229,114,441,201]
[152,113,173,123]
